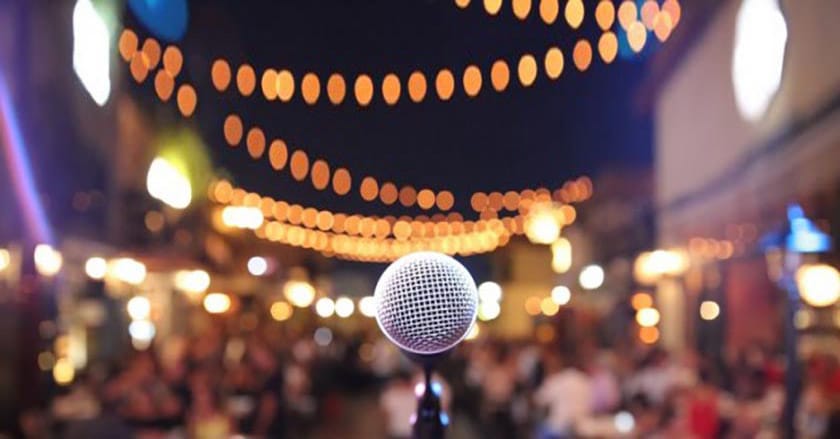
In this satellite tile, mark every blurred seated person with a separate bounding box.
[380,371,416,439]
[187,384,232,439]
[534,351,592,439]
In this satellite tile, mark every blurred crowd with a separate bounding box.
[16,318,840,439]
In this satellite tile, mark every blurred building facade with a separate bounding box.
[654,0,840,351]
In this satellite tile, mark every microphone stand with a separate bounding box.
[412,364,445,439]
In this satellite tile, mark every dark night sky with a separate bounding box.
[158,0,654,217]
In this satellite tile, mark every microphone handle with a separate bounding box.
[412,366,445,439]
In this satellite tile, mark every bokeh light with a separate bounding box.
[359,296,376,318]
[595,0,616,30]
[354,74,374,106]
[551,286,571,305]
[176,85,197,117]
[564,0,584,29]
[314,327,333,346]
[539,0,559,24]
[335,297,355,318]
[147,157,191,209]
[276,70,295,102]
[463,65,482,97]
[315,297,335,318]
[579,264,604,290]
[478,281,503,303]
[639,326,660,344]
[211,59,232,91]
[641,0,659,29]
[699,300,721,321]
[154,70,174,101]
[513,0,532,20]
[53,357,75,385]
[478,300,501,321]
[617,0,637,30]
[332,168,352,195]
[284,280,316,308]
[327,73,346,105]
[796,264,840,307]
[635,307,660,327]
[540,297,560,316]
[126,296,151,320]
[84,257,107,280]
[631,292,653,310]
[203,292,232,314]
[435,69,455,100]
[360,177,379,202]
[525,296,542,316]
[627,21,648,53]
[598,32,618,63]
[290,150,310,181]
[174,269,211,294]
[573,40,593,71]
[407,71,427,102]
[517,54,538,87]
[34,244,63,277]
[484,0,502,15]
[382,74,401,105]
[162,46,182,77]
[236,64,257,96]
[108,258,147,285]
[544,47,564,80]
[301,72,321,104]
[270,301,294,322]
[247,256,268,276]
[246,127,266,158]
[490,60,510,91]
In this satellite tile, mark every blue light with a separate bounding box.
[786,205,832,253]
[431,381,442,397]
[128,0,188,42]
[439,412,450,426]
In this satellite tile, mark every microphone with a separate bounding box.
[374,252,478,439]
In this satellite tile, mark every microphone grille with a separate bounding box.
[374,252,478,355]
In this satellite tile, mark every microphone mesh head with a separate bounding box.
[374,252,478,355]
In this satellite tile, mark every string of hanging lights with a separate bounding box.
[452,0,680,35]
[118,30,595,213]
[208,179,583,239]
[200,0,680,107]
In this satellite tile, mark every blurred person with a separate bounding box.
[624,348,689,406]
[51,379,100,423]
[533,351,592,439]
[370,337,405,379]
[247,336,287,438]
[480,345,517,438]
[516,342,542,388]
[187,384,232,439]
[18,408,49,439]
[379,371,416,439]
[797,382,830,439]
[223,362,259,433]
[63,410,132,439]
[730,343,769,400]
[284,358,317,436]
[686,379,721,439]
[104,351,183,435]
[627,393,663,437]
[586,352,620,414]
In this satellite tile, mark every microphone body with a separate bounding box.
[413,365,445,439]
[374,252,478,439]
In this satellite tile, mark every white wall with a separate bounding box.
[656,0,840,241]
